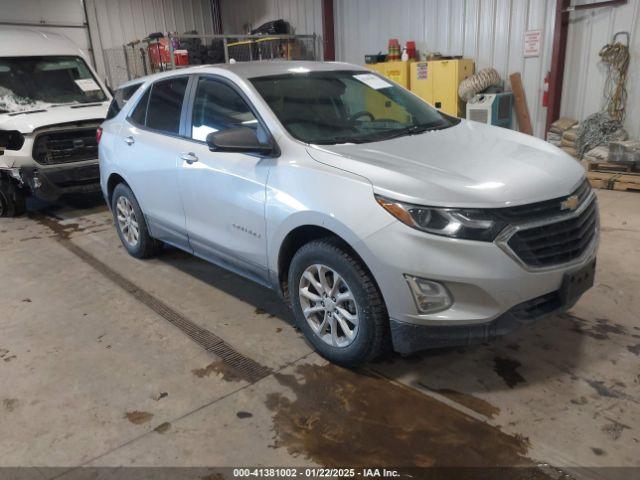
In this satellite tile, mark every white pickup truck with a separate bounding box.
[0,28,111,216]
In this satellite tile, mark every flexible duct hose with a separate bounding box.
[458,68,501,102]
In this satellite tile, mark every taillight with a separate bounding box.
[96,127,103,144]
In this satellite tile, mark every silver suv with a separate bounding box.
[99,61,598,366]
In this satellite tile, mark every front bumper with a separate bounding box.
[19,162,101,201]
[390,288,577,354]
[356,205,598,353]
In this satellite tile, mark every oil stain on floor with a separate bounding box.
[416,382,500,419]
[493,357,526,389]
[125,411,154,425]
[265,363,550,475]
[191,360,243,382]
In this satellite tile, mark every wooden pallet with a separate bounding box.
[587,170,640,192]
[587,161,635,172]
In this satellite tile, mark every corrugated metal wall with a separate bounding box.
[0,0,93,60]
[85,0,216,86]
[219,0,323,59]
[562,0,640,139]
[334,0,557,138]
[220,0,323,35]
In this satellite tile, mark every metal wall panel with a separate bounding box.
[84,0,216,85]
[220,0,323,35]
[561,0,640,139]
[335,0,557,137]
[87,0,215,49]
[0,0,92,60]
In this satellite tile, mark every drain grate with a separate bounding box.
[35,213,273,384]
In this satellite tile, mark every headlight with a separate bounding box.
[0,130,25,151]
[375,194,506,241]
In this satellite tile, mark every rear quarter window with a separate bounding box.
[106,83,143,119]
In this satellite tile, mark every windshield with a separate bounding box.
[250,70,459,145]
[0,56,107,114]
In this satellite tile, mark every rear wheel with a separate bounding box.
[289,238,388,367]
[111,183,162,258]
[0,179,26,218]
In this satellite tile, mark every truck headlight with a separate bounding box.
[0,130,25,151]
[375,194,506,241]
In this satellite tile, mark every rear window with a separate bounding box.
[106,83,142,119]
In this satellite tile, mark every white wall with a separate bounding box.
[219,0,324,59]
[562,0,640,139]
[0,0,93,61]
[84,0,217,86]
[0,0,218,87]
[334,0,556,138]
[220,0,322,35]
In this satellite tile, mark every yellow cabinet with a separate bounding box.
[410,59,474,117]
[367,61,411,89]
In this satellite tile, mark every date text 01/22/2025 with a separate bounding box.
[232,468,400,478]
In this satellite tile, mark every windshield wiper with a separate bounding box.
[8,108,48,116]
[367,123,444,142]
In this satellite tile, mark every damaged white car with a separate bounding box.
[0,29,111,216]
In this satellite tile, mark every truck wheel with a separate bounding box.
[288,238,389,367]
[0,179,26,217]
[111,183,162,258]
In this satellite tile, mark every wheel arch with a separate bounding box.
[106,173,129,206]
[276,223,382,305]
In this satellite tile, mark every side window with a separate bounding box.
[190,77,261,142]
[106,83,142,119]
[129,87,150,126]
[145,77,189,135]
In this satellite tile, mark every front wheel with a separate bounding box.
[288,238,388,367]
[0,179,26,218]
[111,183,162,258]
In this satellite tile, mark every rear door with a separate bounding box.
[117,76,191,250]
[177,75,272,282]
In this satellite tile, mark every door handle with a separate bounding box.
[124,136,135,146]
[180,152,198,164]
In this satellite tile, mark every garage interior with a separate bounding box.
[1,0,639,479]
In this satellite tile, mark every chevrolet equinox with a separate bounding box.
[99,61,598,366]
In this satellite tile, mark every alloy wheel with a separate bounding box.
[116,196,140,247]
[298,264,360,348]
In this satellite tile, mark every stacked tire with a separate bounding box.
[179,32,224,65]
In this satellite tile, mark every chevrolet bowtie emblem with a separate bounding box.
[561,195,580,211]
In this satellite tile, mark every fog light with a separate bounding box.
[404,275,452,314]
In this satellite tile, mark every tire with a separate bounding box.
[0,179,26,217]
[111,183,162,259]
[288,238,388,367]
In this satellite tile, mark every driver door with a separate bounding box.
[178,75,271,283]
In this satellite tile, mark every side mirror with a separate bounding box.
[206,127,273,155]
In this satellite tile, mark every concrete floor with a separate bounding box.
[1,190,639,479]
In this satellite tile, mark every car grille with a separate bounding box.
[506,195,598,268]
[498,179,592,222]
[33,127,98,165]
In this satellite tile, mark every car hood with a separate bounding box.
[306,120,585,208]
[0,103,108,134]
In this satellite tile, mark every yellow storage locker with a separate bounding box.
[364,62,411,123]
[410,59,474,117]
[366,61,411,89]
[367,62,386,76]
[382,61,411,89]
[410,62,433,104]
